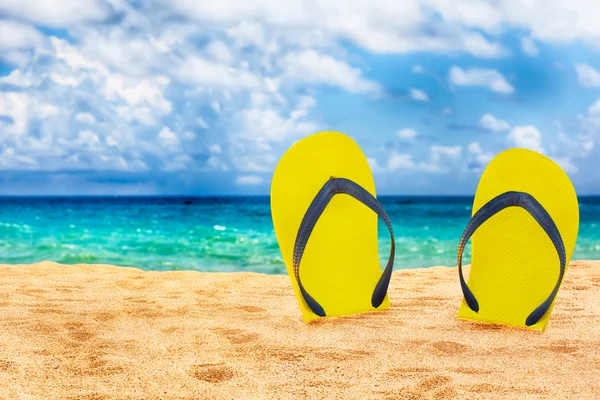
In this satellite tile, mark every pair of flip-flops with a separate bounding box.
[271,131,579,331]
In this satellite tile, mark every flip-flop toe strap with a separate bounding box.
[458,191,567,326]
[293,177,395,317]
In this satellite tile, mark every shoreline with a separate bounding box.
[0,261,598,399]
[3,259,599,272]
[0,260,462,270]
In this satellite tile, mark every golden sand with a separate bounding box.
[0,261,598,399]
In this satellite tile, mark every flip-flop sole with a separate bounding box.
[458,148,579,331]
[271,131,389,322]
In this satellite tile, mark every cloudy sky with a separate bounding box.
[1,0,600,195]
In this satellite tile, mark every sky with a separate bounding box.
[1,1,600,195]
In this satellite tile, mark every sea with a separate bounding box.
[0,196,599,273]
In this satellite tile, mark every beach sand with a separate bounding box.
[0,261,598,399]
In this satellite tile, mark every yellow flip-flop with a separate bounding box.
[271,131,395,322]
[457,148,579,331]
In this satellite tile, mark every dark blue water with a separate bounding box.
[0,196,598,273]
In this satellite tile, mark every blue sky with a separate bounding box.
[1,1,600,195]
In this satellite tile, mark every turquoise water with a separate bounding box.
[0,197,599,273]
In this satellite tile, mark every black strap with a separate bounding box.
[458,191,567,326]
[292,177,395,317]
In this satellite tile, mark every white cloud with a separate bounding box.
[236,175,264,185]
[426,0,503,31]
[163,154,193,172]
[449,66,514,94]
[553,131,594,170]
[0,91,61,140]
[177,55,261,89]
[42,36,173,132]
[196,117,209,129]
[387,153,416,170]
[576,63,600,88]
[77,28,174,77]
[106,136,118,147]
[205,40,235,64]
[480,113,511,132]
[236,105,316,144]
[495,0,600,45]
[431,145,462,158]
[588,99,600,114]
[398,128,418,140]
[169,1,508,58]
[520,37,539,56]
[77,130,101,147]
[462,32,509,58]
[227,21,266,48]
[0,91,31,136]
[425,145,462,172]
[0,0,110,27]
[0,147,37,169]
[406,145,463,173]
[230,95,318,173]
[0,19,329,177]
[367,157,384,173]
[468,142,483,154]
[158,127,180,150]
[0,20,45,52]
[104,75,172,109]
[0,69,39,87]
[386,145,462,173]
[5,0,600,192]
[409,88,430,102]
[468,141,494,168]
[209,144,222,154]
[104,75,172,114]
[5,0,600,64]
[50,37,107,73]
[75,112,97,125]
[206,155,229,171]
[97,156,147,172]
[508,125,544,153]
[282,50,381,94]
[553,157,578,174]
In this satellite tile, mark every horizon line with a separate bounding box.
[1,194,600,198]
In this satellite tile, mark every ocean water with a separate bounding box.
[0,196,599,274]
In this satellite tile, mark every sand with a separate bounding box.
[0,261,598,399]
